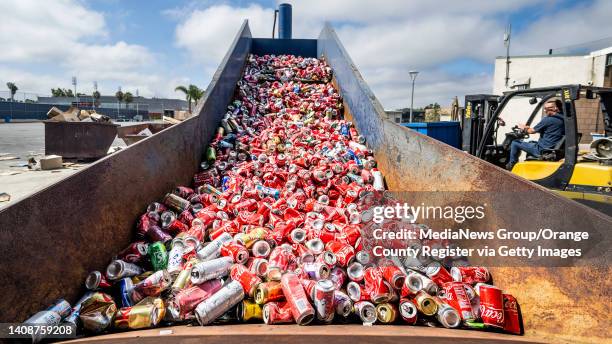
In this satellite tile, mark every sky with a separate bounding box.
[1,0,611,109]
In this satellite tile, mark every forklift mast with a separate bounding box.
[461,94,499,155]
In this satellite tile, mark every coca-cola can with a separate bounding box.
[479,284,505,328]
[425,262,453,286]
[450,266,490,284]
[325,240,355,267]
[220,241,249,264]
[442,282,475,321]
[230,263,262,297]
[363,267,390,304]
[281,272,315,325]
[313,279,335,323]
[503,293,522,335]
[263,301,294,324]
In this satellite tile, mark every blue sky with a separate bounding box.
[1,0,611,108]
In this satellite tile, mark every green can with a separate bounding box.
[149,242,168,271]
[205,146,216,162]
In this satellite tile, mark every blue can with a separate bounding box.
[118,277,134,308]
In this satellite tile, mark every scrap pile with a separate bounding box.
[25,54,521,339]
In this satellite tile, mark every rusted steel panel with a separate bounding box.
[44,121,119,159]
[0,21,252,324]
[63,324,541,344]
[317,24,611,343]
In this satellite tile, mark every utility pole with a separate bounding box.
[409,71,419,123]
[72,76,78,105]
[504,23,512,87]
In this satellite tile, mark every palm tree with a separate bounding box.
[115,90,124,116]
[92,90,101,109]
[175,85,191,112]
[6,82,18,101]
[189,84,205,107]
[124,92,133,112]
[175,84,204,113]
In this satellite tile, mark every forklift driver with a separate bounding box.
[506,99,565,170]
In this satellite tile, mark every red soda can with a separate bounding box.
[442,282,475,321]
[246,257,268,278]
[503,294,522,335]
[220,241,249,264]
[315,250,337,268]
[300,278,317,301]
[263,301,294,324]
[479,284,505,328]
[166,219,189,235]
[346,281,369,302]
[173,279,223,319]
[425,262,453,286]
[450,266,490,284]
[85,271,111,290]
[116,241,148,264]
[399,298,418,324]
[195,209,217,227]
[230,264,262,297]
[281,272,315,325]
[313,279,335,323]
[379,265,406,289]
[324,240,355,267]
[363,267,390,304]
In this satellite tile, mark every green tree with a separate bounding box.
[115,90,124,115]
[175,84,205,113]
[64,89,74,98]
[92,90,101,108]
[6,82,18,101]
[124,92,133,110]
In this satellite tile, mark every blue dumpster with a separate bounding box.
[401,121,461,149]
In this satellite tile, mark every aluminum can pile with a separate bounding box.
[24,54,522,337]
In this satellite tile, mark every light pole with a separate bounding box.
[72,76,78,105]
[409,70,419,123]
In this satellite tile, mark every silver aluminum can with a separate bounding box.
[196,232,233,261]
[195,280,244,325]
[354,301,376,324]
[191,256,233,284]
[333,290,353,318]
[167,238,186,276]
[437,304,461,328]
[106,260,144,280]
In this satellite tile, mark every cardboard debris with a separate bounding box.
[40,155,63,170]
[137,128,153,137]
[47,106,112,123]
[79,109,92,120]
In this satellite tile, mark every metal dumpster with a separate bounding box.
[0,21,610,344]
[44,121,119,159]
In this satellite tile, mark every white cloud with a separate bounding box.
[0,0,106,62]
[175,4,272,66]
[0,0,182,99]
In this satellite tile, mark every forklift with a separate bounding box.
[462,85,612,214]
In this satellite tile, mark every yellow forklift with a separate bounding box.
[462,85,612,214]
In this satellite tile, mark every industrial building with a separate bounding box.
[493,45,612,142]
[0,94,188,121]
